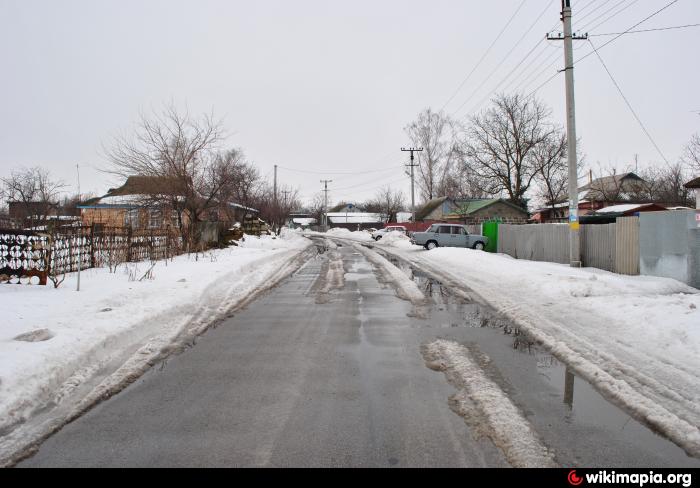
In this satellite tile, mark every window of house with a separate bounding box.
[124,208,139,228]
[148,209,162,229]
[171,210,180,228]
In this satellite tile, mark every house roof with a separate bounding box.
[684,176,700,189]
[415,197,529,221]
[327,212,382,224]
[415,197,448,221]
[579,172,645,200]
[589,203,667,217]
[105,176,188,197]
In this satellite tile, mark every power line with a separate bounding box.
[576,0,682,64]
[579,0,641,32]
[575,0,616,25]
[276,164,401,175]
[590,23,700,36]
[440,0,526,111]
[523,0,683,99]
[451,0,557,117]
[587,38,670,165]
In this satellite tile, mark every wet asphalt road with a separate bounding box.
[18,240,700,467]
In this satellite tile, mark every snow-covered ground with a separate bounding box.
[0,230,312,465]
[315,230,700,457]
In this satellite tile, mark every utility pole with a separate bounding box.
[76,163,82,291]
[320,180,332,231]
[547,0,587,267]
[273,164,278,231]
[401,147,423,228]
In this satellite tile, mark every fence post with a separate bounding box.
[89,224,95,269]
[127,227,133,262]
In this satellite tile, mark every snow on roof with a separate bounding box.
[327,212,382,224]
[396,212,413,223]
[292,218,317,225]
[596,204,650,214]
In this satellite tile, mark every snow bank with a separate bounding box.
[376,232,413,249]
[423,339,557,467]
[313,228,374,242]
[363,243,700,457]
[0,232,312,465]
[352,244,425,306]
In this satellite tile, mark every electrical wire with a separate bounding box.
[450,0,557,117]
[440,0,527,111]
[587,38,670,164]
[589,23,700,36]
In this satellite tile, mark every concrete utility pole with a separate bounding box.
[401,147,423,228]
[548,0,587,267]
[320,180,332,230]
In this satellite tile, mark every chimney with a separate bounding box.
[588,170,592,184]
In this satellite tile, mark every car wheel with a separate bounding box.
[426,241,438,250]
[375,235,382,241]
[473,241,485,250]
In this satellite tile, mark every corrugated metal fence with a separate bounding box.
[615,217,640,275]
[498,218,640,274]
[498,223,569,264]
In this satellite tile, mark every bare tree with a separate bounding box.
[1,166,66,229]
[531,132,582,211]
[306,193,326,225]
[681,133,700,173]
[459,93,561,208]
[367,186,405,223]
[404,108,459,201]
[105,105,232,246]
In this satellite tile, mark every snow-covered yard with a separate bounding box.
[0,230,312,465]
[316,229,700,457]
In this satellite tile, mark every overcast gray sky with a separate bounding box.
[1,0,699,206]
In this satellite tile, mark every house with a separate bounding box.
[286,211,317,229]
[579,172,646,207]
[7,201,59,229]
[79,175,258,232]
[79,176,187,231]
[685,177,700,209]
[580,203,668,224]
[326,212,383,231]
[415,197,529,225]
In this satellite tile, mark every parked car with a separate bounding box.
[371,225,407,241]
[410,223,488,250]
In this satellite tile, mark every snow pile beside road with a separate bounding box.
[423,339,557,467]
[324,228,374,241]
[377,232,412,249]
[371,244,700,457]
[0,235,313,464]
[239,229,310,250]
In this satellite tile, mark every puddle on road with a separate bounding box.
[376,249,699,466]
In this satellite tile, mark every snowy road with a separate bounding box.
[17,240,699,467]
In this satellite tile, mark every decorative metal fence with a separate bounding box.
[0,226,183,285]
[0,229,50,284]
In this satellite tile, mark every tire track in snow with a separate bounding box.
[422,339,558,468]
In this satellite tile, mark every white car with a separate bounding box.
[371,225,407,241]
